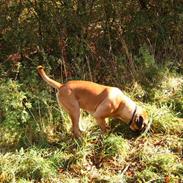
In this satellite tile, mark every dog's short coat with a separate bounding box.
[37,66,148,137]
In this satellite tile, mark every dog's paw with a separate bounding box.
[73,129,82,138]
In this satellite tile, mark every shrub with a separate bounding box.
[0,79,31,129]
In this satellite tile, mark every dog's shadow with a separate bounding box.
[109,119,140,139]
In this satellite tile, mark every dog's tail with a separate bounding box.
[37,65,62,90]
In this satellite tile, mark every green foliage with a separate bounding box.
[1,0,183,83]
[0,79,31,129]
[137,46,156,69]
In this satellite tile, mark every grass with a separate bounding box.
[0,74,183,183]
[0,148,56,182]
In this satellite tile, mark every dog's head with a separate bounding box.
[129,107,148,132]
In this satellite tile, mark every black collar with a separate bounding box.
[128,105,137,126]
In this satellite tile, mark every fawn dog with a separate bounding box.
[37,66,148,137]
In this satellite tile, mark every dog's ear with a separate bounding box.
[136,115,143,129]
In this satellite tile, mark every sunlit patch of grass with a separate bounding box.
[153,75,183,114]
[123,132,183,182]
[17,178,33,183]
[160,135,183,155]
[0,148,56,182]
[103,134,130,158]
[131,135,183,182]
[144,104,183,134]
[143,153,181,174]
[137,167,160,182]
[140,153,183,182]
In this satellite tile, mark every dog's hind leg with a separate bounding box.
[57,93,81,138]
[65,104,81,138]
[68,109,81,138]
[62,101,81,138]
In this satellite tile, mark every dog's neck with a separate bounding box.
[118,94,137,124]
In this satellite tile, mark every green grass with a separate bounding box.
[0,148,56,182]
[0,74,183,183]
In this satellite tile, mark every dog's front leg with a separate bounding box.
[94,117,107,132]
[93,98,115,133]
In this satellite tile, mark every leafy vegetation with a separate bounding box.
[0,0,183,182]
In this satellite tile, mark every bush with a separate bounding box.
[0,79,31,129]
